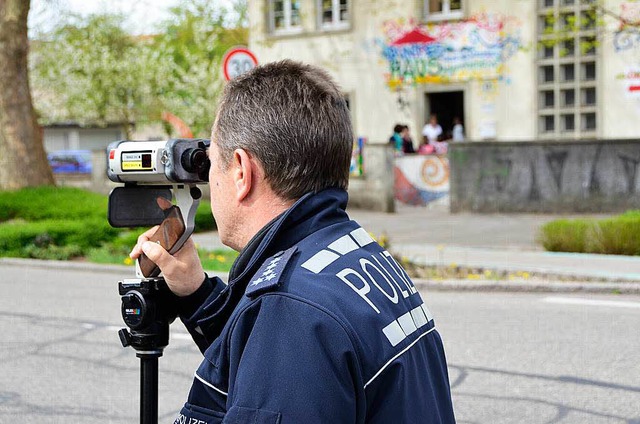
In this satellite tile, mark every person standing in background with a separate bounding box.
[452,116,464,142]
[402,125,415,153]
[422,114,443,145]
[389,124,404,153]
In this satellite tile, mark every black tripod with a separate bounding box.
[118,279,177,424]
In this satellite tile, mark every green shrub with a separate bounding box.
[539,219,590,253]
[0,186,108,223]
[586,216,640,255]
[540,211,640,255]
[0,186,216,261]
[0,219,118,259]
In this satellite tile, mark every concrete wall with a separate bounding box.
[450,139,640,213]
[348,144,395,212]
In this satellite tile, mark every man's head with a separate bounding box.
[209,60,353,250]
[213,60,353,200]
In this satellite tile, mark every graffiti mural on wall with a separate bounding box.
[613,2,640,51]
[615,68,640,98]
[378,13,522,88]
[394,155,449,206]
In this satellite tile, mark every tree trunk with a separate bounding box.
[0,0,54,190]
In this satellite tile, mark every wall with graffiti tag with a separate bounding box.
[449,140,640,213]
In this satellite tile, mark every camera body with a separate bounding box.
[107,138,210,278]
[107,138,210,184]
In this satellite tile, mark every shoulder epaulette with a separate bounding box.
[245,246,298,298]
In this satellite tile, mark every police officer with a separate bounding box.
[130,60,455,423]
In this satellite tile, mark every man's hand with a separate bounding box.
[129,226,206,297]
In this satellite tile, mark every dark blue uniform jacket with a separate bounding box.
[174,188,455,423]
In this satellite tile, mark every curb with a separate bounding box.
[3,258,640,294]
[413,279,640,294]
[0,258,229,280]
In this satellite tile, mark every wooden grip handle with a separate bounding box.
[139,206,186,278]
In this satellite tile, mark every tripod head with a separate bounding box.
[118,278,177,357]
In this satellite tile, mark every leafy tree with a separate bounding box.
[31,0,248,139]
[0,0,54,190]
[31,14,152,138]
[148,0,248,137]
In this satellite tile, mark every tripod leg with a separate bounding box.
[140,356,159,424]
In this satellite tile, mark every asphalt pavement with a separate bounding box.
[2,262,639,423]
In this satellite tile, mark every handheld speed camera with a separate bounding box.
[107,138,210,278]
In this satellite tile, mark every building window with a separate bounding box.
[536,0,597,139]
[269,0,302,34]
[318,0,350,30]
[424,0,463,22]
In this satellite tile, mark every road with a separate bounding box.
[1,261,639,423]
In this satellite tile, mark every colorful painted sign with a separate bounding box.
[394,155,449,206]
[378,13,522,88]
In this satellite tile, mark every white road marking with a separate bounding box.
[543,297,640,309]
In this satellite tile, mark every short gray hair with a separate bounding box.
[213,60,353,200]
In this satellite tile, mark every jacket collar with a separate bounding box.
[197,188,349,332]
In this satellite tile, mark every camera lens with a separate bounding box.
[181,148,209,173]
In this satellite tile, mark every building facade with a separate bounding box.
[248,0,640,145]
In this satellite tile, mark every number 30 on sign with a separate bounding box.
[222,47,259,81]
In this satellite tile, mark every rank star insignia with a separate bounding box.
[263,272,276,281]
[251,277,264,286]
[265,257,281,270]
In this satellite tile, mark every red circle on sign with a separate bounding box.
[222,47,259,81]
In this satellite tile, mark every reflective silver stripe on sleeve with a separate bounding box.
[350,227,375,247]
[381,320,405,347]
[328,234,359,255]
[382,302,434,347]
[410,304,429,328]
[194,372,228,397]
[421,304,434,322]
[397,311,417,336]
[301,250,340,274]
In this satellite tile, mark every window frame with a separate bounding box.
[536,0,598,139]
[268,0,303,35]
[424,0,464,22]
[317,0,351,31]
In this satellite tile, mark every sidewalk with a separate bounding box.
[192,202,640,289]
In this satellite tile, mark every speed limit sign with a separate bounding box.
[222,47,259,81]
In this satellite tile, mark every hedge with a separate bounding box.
[0,186,216,260]
[539,212,640,255]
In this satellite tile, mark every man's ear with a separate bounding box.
[231,148,254,202]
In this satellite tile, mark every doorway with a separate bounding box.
[425,91,464,140]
